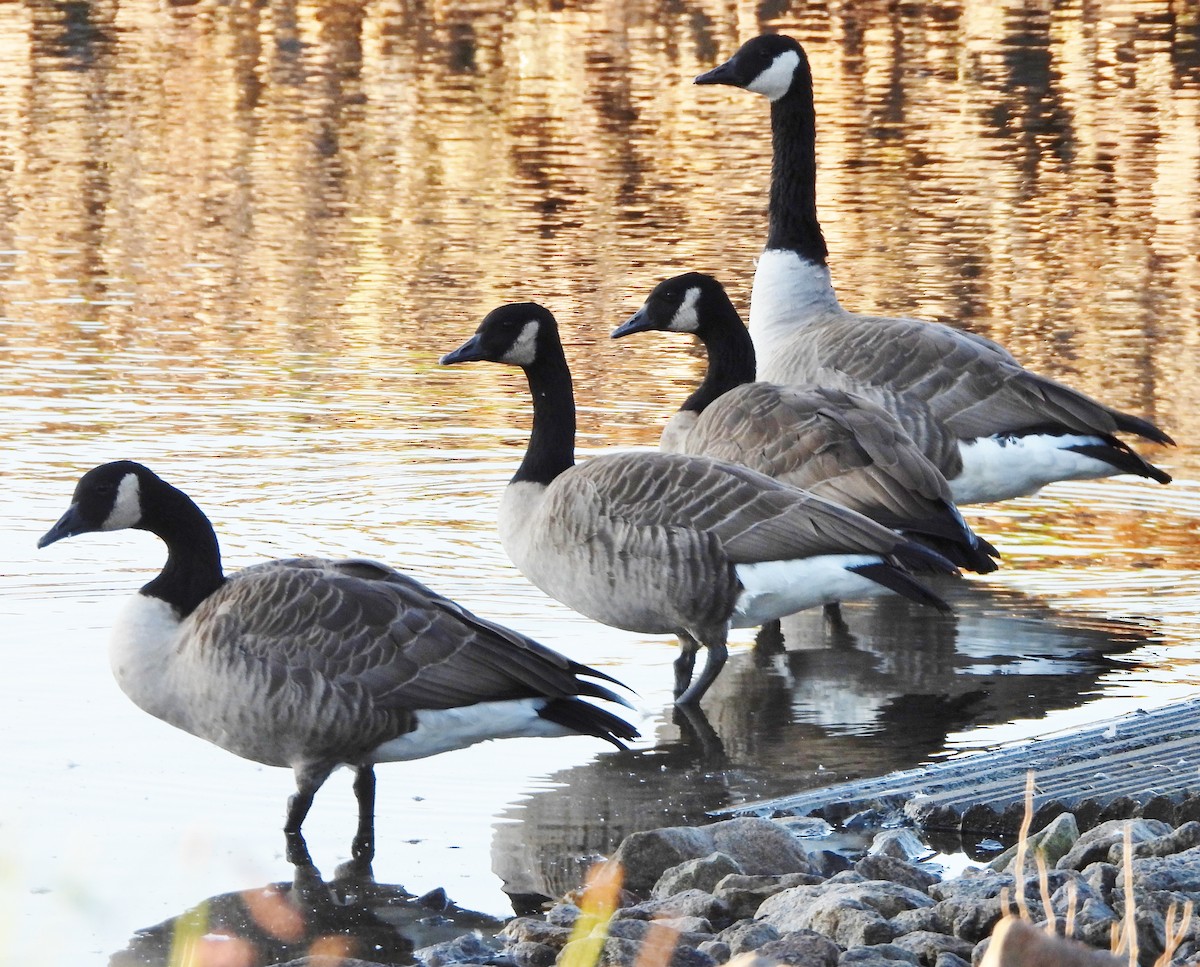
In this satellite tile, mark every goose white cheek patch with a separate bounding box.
[747,50,801,102]
[502,321,540,366]
[101,473,142,531]
[668,287,702,333]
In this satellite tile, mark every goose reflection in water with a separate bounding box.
[489,580,1151,904]
[109,845,500,967]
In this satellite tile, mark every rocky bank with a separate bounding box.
[395,812,1200,967]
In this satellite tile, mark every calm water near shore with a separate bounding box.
[2,0,1199,963]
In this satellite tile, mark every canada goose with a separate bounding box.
[439,303,959,706]
[694,34,1173,505]
[611,272,999,576]
[38,461,638,863]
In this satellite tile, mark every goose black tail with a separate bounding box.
[539,697,640,749]
[1112,411,1174,447]
[903,529,1000,575]
[849,540,958,613]
[1067,435,1172,485]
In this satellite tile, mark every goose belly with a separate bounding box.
[732,554,886,627]
[952,433,1119,505]
[367,699,569,763]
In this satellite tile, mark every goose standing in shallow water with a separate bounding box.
[694,34,1172,505]
[38,461,638,864]
[439,303,959,705]
[612,271,999,580]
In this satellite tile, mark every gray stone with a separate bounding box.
[855,854,939,892]
[756,930,840,967]
[890,905,948,936]
[1055,819,1171,872]
[1114,820,1200,862]
[545,903,581,928]
[757,879,933,943]
[697,940,730,963]
[933,955,970,967]
[613,819,811,896]
[502,918,573,948]
[605,917,713,949]
[718,919,782,955]
[714,872,825,920]
[869,828,928,863]
[415,933,504,967]
[708,818,816,877]
[987,812,1080,873]
[653,852,744,899]
[838,943,920,963]
[890,929,975,964]
[509,941,558,967]
[614,889,733,930]
[613,827,721,896]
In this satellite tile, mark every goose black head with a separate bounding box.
[39,460,155,548]
[440,303,560,369]
[613,273,737,340]
[694,34,811,103]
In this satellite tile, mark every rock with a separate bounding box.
[758,880,932,948]
[605,917,713,949]
[613,819,812,896]
[855,854,939,892]
[697,940,730,963]
[869,829,928,863]
[933,955,970,967]
[838,945,920,963]
[1111,822,1200,864]
[714,872,825,920]
[509,941,557,967]
[653,853,744,899]
[502,918,573,948]
[987,813,1080,873]
[890,905,947,935]
[614,889,733,930]
[755,929,840,966]
[545,903,580,928]
[1055,819,1171,872]
[717,918,782,955]
[708,818,817,877]
[415,932,504,966]
[889,929,975,964]
[809,850,856,878]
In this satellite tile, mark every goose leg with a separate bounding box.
[673,633,699,698]
[351,765,377,864]
[675,638,728,706]
[823,602,849,634]
[286,762,334,865]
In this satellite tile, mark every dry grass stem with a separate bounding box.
[560,860,624,967]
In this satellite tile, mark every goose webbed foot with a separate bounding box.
[754,619,785,661]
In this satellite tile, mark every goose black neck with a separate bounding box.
[514,339,577,486]
[766,85,828,264]
[139,481,226,618]
[684,309,758,414]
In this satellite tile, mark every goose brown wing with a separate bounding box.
[562,451,908,564]
[682,384,953,526]
[806,315,1170,443]
[186,559,622,715]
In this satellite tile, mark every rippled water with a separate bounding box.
[2,0,1199,963]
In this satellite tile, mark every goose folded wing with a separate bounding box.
[190,559,623,714]
[569,452,908,564]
